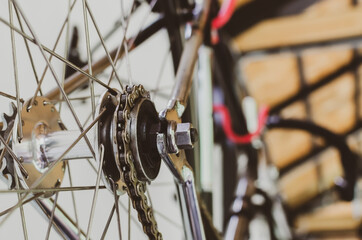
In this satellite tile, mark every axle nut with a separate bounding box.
[175,123,198,149]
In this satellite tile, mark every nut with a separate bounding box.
[175,123,198,149]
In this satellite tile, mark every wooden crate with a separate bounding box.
[235,0,362,208]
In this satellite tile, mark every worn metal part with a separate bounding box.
[97,90,126,194]
[115,85,162,240]
[128,97,161,182]
[166,120,179,154]
[12,97,65,197]
[0,103,17,189]
[156,133,205,239]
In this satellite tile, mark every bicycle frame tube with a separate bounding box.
[157,0,212,239]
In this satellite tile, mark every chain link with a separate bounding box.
[116,85,162,240]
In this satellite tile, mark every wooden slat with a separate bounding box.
[302,0,352,17]
[310,73,356,134]
[232,6,362,52]
[302,46,353,85]
[278,130,360,208]
[265,102,312,168]
[347,129,362,155]
[295,200,362,234]
[279,148,343,208]
[241,53,300,107]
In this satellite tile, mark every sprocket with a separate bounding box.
[0,103,17,189]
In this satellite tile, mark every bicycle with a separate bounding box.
[0,0,359,239]
[0,0,222,239]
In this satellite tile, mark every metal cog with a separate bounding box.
[0,103,17,189]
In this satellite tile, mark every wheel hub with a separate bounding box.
[128,97,162,181]
[13,97,66,197]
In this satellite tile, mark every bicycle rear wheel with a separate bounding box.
[0,0,195,239]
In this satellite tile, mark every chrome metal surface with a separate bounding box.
[177,166,206,240]
[156,132,205,240]
[15,129,93,171]
[166,120,179,154]
[166,0,211,119]
[175,123,197,149]
[13,96,66,196]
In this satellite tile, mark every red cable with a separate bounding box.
[213,104,269,144]
[211,0,237,30]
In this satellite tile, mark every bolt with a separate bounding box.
[175,123,198,149]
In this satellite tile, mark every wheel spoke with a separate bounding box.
[0,134,28,178]
[8,0,23,142]
[81,0,96,119]
[151,49,171,100]
[0,185,107,194]
[0,91,22,102]
[13,6,42,97]
[58,0,73,114]
[100,204,116,240]
[27,0,78,111]
[120,0,135,86]
[46,95,101,105]
[66,164,81,238]
[85,0,124,90]
[0,15,117,96]
[154,209,183,229]
[146,185,182,229]
[85,144,105,240]
[0,125,13,167]
[45,192,59,240]
[0,193,43,217]
[14,165,28,240]
[110,178,123,240]
[107,0,158,87]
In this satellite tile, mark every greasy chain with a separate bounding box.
[116,85,162,240]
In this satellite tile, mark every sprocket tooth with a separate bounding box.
[3,113,11,123]
[1,159,15,190]
[1,168,15,189]
[3,103,16,122]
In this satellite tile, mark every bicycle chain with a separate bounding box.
[116,84,162,240]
